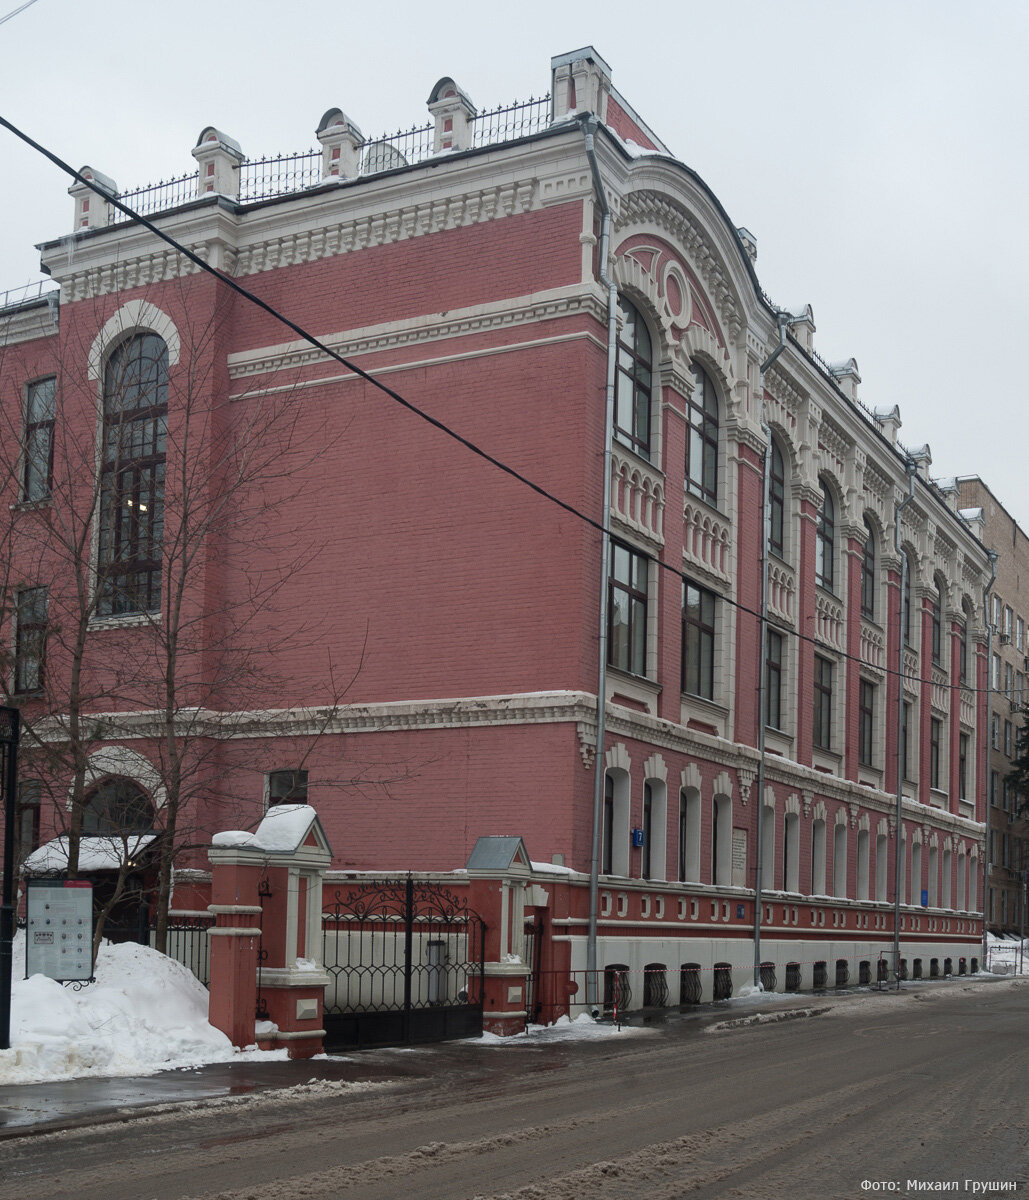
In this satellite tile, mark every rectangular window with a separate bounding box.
[1005,606,1013,637]
[1005,663,1013,698]
[959,733,969,800]
[266,769,308,807]
[681,578,716,700]
[609,542,649,676]
[992,654,1000,690]
[1004,719,1013,758]
[992,713,1000,749]
[14,586,47,694]
[959,624,968,684]
[1003,779,1011,812]
[930,717,941,790]
[765,630,783,730]
[1018,617,1024,653]
[991,770,999,807]
[813,655,833,751]
[14,779,41,869]
[22,377,56,502]
[859,679,875,767]
[992,595,1001,627]
[901,701,912,781]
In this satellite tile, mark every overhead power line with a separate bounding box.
[0,112,1001,704]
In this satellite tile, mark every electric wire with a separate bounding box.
[0,112,1003,705]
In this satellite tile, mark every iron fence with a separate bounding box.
[149,919,212,988]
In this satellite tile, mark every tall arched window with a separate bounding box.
[686,364,718,506]
[861,518,876,619]
[931,575,945,665]
[614,298,652,460]
[768,438,785,557]
[98,333,168,617]
[815,480,835,592]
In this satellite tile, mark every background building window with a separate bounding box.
[609,542,649,676]
[765,630,783,730]
[959,733,969,800]
[815,482,835,592]
[813,655,833,750]
[14,586,46,694]
[98,333,168,617]
[859,679,875,767]
[685,364,718,506]
[82,778,155,835]
[267,769,309,805]
[614,297,652,460]
[681,578,715,699]
[23,377,55,502]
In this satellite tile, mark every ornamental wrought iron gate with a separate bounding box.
[322,876,486,1051]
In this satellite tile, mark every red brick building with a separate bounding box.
[1,48,991,1009]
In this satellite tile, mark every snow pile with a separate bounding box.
[22,835,156,873]
[477,1013,655,1046]
[0,933,286,1085]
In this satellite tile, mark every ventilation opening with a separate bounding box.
[643,963,668,1008]
[760,961,776,992]
[859,960,871,986]
[913,958,923,980]
[785,962,801,992]
[813,961,827,990]
[680,963,702,1005]
[713,962,733,1000]
[835,958,849,988]
[930,958,940,978]
[899,957,908,981]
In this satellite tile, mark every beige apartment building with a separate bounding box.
[956,477,1029,939]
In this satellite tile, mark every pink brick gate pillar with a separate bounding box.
[207,845,263,1049]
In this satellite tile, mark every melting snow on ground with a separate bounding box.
[0,933,287,1086]
[477,1012,656,1045]
[985,931,1029,975]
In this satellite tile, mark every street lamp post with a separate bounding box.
[0,705,22,1051]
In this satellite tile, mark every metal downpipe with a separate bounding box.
[583,116,617,1012]
[753,312,790,986]
[980,550,998,970]
[893,459,917,983]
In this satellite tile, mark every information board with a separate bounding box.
[25,880,94,981]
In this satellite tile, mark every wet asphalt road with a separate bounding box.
[0,977,1026,1200]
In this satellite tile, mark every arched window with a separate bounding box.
[931,575,945,665]
[686,364,718,506]
[768,438,785,557]
[815,480,835,592]
[861,518,876,619]
[98,333,168,617]
[614,298,652,460]
[82,778,155,835]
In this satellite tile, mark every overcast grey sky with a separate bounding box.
[2,1,1026,522]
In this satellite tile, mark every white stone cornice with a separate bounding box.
[0,301,59,347]
[226,286,605,380]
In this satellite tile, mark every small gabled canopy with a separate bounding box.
[427,76,476,113]
[74,166,118,196]
[212,804,332,859]
[466,835,532,873]
[316,107,363,139]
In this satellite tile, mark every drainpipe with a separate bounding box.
[893,458,917,984]
[981,550,998,970]
[753,311,790,987]
[582,116,617,1013]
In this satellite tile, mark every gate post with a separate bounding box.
[207,844,264,1049]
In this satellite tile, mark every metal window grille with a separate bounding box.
[760,961,776,992]
[813,961,828,990]
[603,964,631,1013]
[643,963,668,1008]
[859,961,871,986]
[971,956,979,974]
[958,957,967,976]
[943,957,952,977]
[679,963,702,1005]
[835,959,850,988]
[785,962,801,992]
[899,957,908,981]
[930,957,940,978]
[876,957,889,984]
[713,963,733,1001]
[913,958,923,979]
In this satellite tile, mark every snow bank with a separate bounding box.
[0,932,286,1085]
[476,1013,655,1046]
[211,804,316,854]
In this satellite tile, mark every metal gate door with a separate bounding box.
[322,876,485,1050]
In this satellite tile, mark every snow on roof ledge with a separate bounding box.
[22,834,156,875]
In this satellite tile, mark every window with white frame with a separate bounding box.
[266,769,309,807]
[609,541,649,677]
[861,518,876,620]
[614,297,653,461]
[686,363,719,506]
[813,656,833,751]
[859,679,875,767]
[14,586,47,694]
[22,377,55,503]
[815,480,835,592]
[769,438,786,558]
[681,578,716,700]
